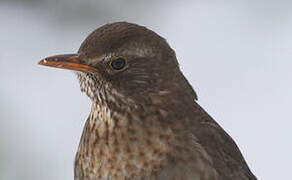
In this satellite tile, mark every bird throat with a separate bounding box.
[74,72,197,179]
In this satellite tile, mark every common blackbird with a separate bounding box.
[39,22,257,180]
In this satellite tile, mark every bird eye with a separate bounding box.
[110,57,127,71]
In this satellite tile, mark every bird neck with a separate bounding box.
[75,93,196,178]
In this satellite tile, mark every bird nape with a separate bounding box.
[38,22,257,180]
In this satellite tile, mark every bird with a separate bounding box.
[38,22,257,180]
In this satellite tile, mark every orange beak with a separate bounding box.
[38,54,97,73]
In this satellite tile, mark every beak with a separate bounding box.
[38,54,97,73]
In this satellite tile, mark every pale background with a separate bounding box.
[0,0,291,180]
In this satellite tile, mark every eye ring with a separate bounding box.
[110,57,127,71]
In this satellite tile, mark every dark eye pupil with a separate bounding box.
[111,58,126,70]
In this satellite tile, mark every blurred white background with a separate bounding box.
[0,0,291,180]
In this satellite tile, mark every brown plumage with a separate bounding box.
[39,22,257,180]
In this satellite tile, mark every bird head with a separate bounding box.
[39,22,196,104]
